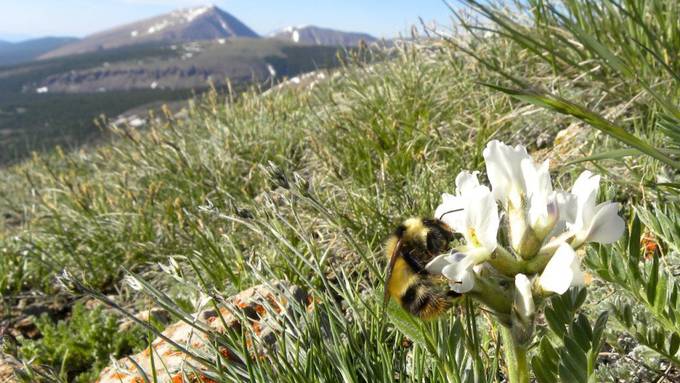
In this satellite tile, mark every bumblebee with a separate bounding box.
[384,216,462,320]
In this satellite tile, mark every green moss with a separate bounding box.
[19,303,146,382]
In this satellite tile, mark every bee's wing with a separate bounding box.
[383,239,401,308]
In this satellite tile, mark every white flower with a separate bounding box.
[426,252,476,293]
[568,171,625,247]
[521,158,558,237]
[483,140,531,209]
[483,140,559,252]
[434,171,499,257]
[538,243,585,294]
[514,274,535,321]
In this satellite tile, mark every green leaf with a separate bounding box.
[561,337,588,383]
[592,312,609,349]
[385,299,426,346]
[669,333,680,356]
[565,148,639,165]
[572,314,593,352]
[545,306,567,339]
[628,215,641,262]
[646,254,660,305]
[532,338,559,383]
[589,312,609,375]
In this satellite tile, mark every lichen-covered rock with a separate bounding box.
[96,281,311,383]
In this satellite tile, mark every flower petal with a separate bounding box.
[569,171,600,232]
[425,253,453,274]
[583,202,625,244]
[523,159,554,231]
[483,140,530,206]
[555,191,577,225]
[539,243,583,294]
[522,159,552,198]
[441,254,475,293]
[455,170,480,196]
[514,274,535,320]
[466,186,499,253]
[435,193,466,232]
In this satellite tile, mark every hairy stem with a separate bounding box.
[500,326,530,383]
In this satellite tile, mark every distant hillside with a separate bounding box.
[0,40,349,164]
[41,5,258,59]
[32,39,340,93]
[271,25,377,46]
[0,37,79,66]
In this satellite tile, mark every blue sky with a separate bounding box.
[0,0,456,42]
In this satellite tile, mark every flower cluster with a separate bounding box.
[426,140,625,338]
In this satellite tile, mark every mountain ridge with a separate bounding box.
[0,37,78,66]
[41,5,258,59]
[270,25,377,46]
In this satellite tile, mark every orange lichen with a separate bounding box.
[254,304,267,316]
[219,347,241,363]
[642,232,659,260]
[141,347,151,357]
[233,298,248,308]
[163,349,184,357]
[251,321,262,335]
[265,294,284,313]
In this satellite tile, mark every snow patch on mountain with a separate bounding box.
[180,5,211,22]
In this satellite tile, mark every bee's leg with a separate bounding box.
[401,282,457,320]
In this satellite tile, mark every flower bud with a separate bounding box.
[514,274,535,322]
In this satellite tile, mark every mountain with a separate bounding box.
[41,5,259,59]
[0,37,78,66]
[271,25,377,46]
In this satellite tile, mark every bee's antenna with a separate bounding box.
[438,208,464,221]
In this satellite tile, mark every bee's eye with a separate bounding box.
[426,228,451,254]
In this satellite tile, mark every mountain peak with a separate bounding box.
[41,5,258,59]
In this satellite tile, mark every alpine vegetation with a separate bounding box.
[1,0,680,381]
[425,140,624,382]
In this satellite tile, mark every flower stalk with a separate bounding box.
[500,326,530,383]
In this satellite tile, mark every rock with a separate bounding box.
[535,130,553,150]
[11,317,39,340]
[533,122,589,165]
[96,281,312,383]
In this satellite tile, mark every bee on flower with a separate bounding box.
[385,140,625,359]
